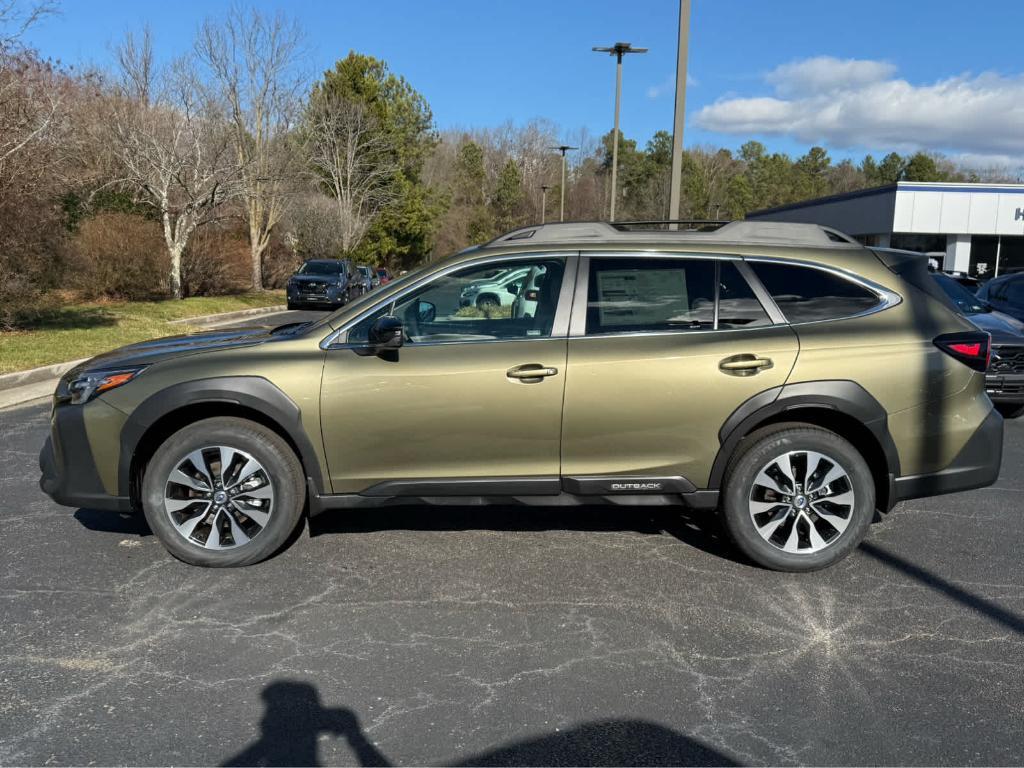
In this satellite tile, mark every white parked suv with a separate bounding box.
[459,267,531,309]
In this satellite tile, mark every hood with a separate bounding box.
[72,324,287,374]
[290,273,343,284]
[965,309,1024,345]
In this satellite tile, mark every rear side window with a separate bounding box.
[586,258,715,334]
[718,262,771,329]
[749,262,881,323]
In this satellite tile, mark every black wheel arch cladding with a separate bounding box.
[119,376,325,501]
[709,379,900,490]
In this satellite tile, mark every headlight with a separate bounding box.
[63,367,147,405]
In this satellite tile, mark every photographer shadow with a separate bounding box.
[221,680,735,767]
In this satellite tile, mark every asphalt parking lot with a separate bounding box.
[1,351,1022,765]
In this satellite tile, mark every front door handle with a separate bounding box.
[506,364,559,382]
[719,354,774,376]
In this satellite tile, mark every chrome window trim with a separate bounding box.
[742,256,903,326]
[320,252,579,350]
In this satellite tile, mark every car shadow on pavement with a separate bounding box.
[308,503,747,565]
[860,541,1024,633]
[220,680,736,767]
[73,507,152,537]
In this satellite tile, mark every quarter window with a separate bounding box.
[346,258,565,344]
[749,262,882,323]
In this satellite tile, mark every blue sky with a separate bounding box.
[23,0,1024,167]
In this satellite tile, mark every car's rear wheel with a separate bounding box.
[721,425,874,571]
[140,417,305,567]
[995,402,1024,419]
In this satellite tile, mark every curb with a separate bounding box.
[0,303,290,409]
[167,304,287,328]
[0,358,89,391]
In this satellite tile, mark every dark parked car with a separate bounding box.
[977,272,1024,323]
[934,272,1024,418]
[286,259,359,310]
[357,265,378,292]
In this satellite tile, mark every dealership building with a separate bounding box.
[747,181,1024,276]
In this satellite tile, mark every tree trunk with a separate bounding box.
[169,244,184,299]
[250,228,265,291]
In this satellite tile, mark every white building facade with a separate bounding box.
[747,182,1024,276]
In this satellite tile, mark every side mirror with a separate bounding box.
[368,315,404,350]
[507,283,519,295]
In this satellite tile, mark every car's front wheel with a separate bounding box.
[140,417,305,567]
[721,424,875,571]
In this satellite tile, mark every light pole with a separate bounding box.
[593,42,647,222]
[668,0,692,229]
[540,184,551,224]
[549,145,578,221]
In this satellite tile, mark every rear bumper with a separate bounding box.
[893,407,1003,502]
[39,407,131,513]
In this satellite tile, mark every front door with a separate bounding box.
[320,255,575,494]
[560,254,799,490]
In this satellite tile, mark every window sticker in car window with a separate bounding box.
[596,268,689,328]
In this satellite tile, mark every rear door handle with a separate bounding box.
[719,354,773,376]
[507,364,559,381]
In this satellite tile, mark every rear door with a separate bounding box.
[560,254,799,492]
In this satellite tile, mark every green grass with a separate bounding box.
[0,291,285,374]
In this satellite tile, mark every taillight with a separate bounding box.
[934,331,991,372]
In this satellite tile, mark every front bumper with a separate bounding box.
[39,405,131,512]
[893,406,1003,502]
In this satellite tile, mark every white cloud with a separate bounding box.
[647,72,697,99]
[694,57,1024,166]
[765,56,896,97]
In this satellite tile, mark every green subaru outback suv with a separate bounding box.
[40,221,1003,570]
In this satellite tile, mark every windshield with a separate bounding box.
[358,266,372,277]
[297,261,343,276]
[933,273,988,314]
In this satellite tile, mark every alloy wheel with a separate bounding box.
[163,445,274,549]
[748,450,855,555]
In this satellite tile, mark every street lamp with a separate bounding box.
[540,184,551,224]
[549,145,578,222]
[667,0,692,229]
[592,41,647,222]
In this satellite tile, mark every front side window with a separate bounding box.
[346,257,565,345]
[749,261,882,323]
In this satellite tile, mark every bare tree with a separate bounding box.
[283,192,344,260]
[196,6,305,290]
[109,29,239,298]
[305,93,399,254]
[0,1,61,176]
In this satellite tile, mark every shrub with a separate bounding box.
[70,213,168,300]
[261,232,303,289]
[180,225,250,297]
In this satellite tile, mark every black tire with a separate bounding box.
[995,402,1024,419]
[140,417,305,567]
[721,424,875,572]
[287,300,299,311]
[476,294,500,310]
